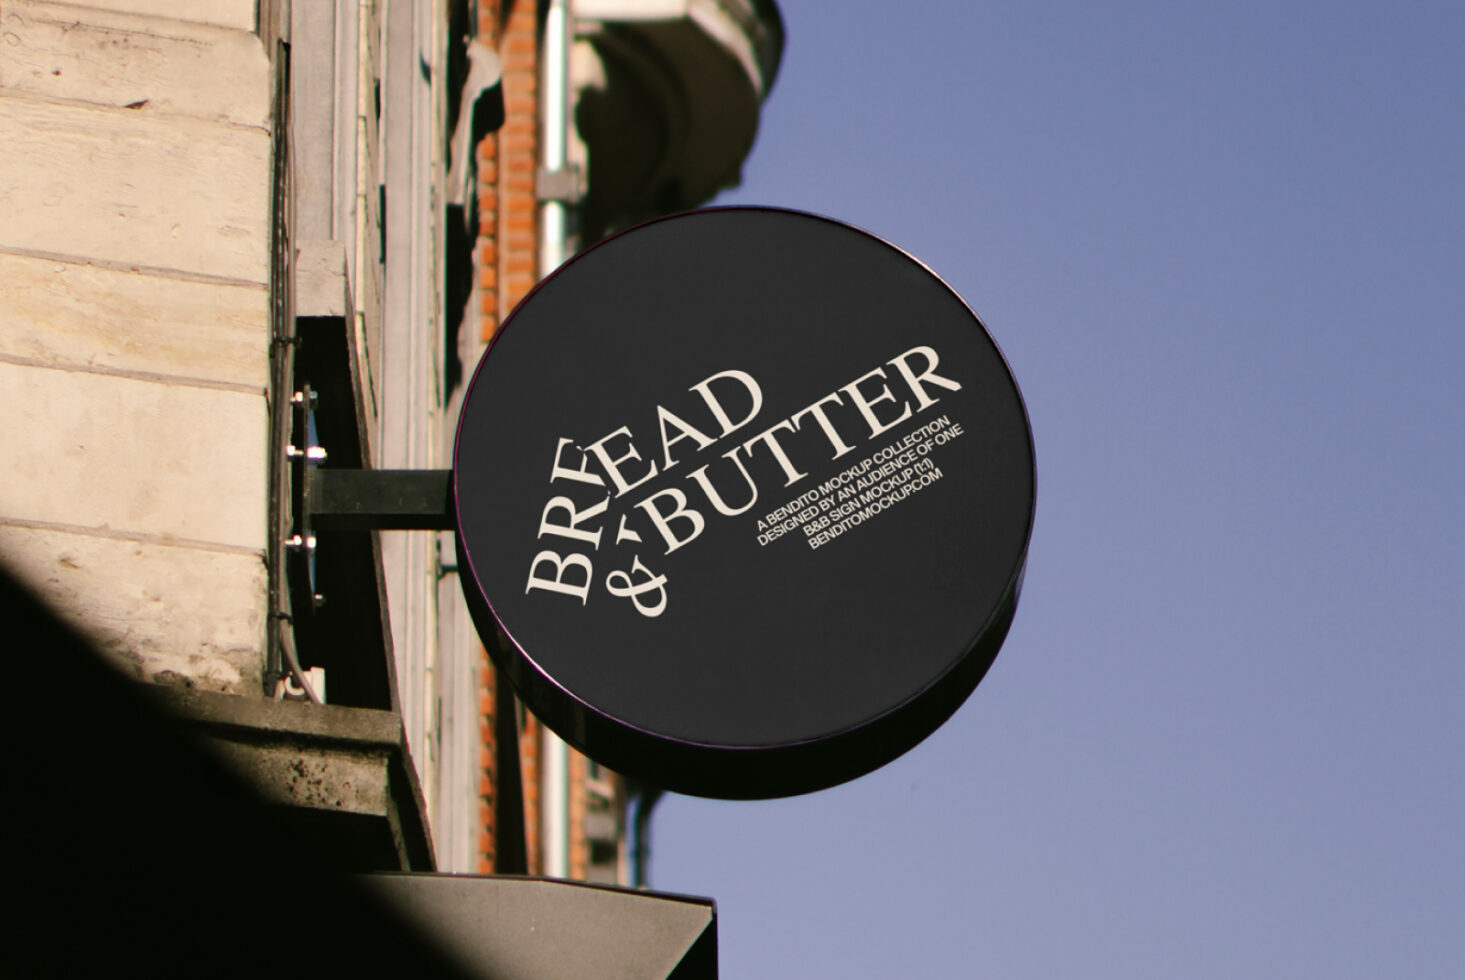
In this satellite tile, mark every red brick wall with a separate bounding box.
[471,0,611,882]
[474,0,544,876]
[475,658,498,872]
[497,8,540,323]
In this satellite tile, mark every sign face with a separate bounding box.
[454,208,1034,799]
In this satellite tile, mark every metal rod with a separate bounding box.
[539,0,574,881]
[308,469,454,530]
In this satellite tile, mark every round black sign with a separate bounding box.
[454,208,1034,799]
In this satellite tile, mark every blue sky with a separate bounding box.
[651,2,1465,976]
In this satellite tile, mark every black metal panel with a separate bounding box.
[294,315,400,712]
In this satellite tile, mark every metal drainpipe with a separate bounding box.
[538,0,573,881]
[632,787,664,888]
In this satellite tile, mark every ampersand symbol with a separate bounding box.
[605,555,669,618]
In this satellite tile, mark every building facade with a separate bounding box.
[1,0,780,886]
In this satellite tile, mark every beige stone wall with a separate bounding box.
[0,0,272,692]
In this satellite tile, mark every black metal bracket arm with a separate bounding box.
[308,469,455,531]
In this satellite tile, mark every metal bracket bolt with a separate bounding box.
[536,164,584,204]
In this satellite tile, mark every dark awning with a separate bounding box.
[363,874,717,980]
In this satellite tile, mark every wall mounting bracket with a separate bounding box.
[308,468,455,531]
